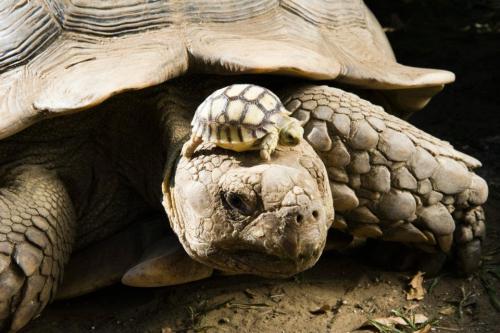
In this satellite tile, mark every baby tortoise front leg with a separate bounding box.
[259,130,279,160]
[181,135,203,159]
[0,166,75,332]
[281,85,488,274]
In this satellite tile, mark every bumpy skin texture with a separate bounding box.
[0,92,165,332]
[0,166,75,331]
[280,85,488,273]
[0,79,489,332]
[161,87,334,277]
[155,83,333,278]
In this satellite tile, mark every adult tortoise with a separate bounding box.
[0,0,488,331]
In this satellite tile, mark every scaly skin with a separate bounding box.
[279,85,488,273]
[165,142,333,277]
[0,80,334,331]
[0,77,489,332]
[0,167,75,331]
[0,93,163,332]
[159,86,334,277]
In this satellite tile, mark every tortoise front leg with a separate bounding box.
[260,131,279,161]
[0,166,76,332]
[181,135,203,158]
[280,85,488,274]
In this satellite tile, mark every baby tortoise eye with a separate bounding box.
[223,192,254,216]
[286,133,300,145]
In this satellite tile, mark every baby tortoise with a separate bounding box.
[182,84,304,160]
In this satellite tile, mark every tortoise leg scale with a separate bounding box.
[0,166,76,331]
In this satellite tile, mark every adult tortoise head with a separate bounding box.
[164,141,334,278]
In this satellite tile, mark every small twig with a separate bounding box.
[390,309,416,330]
[484,246,500,257]
[228,302,271,310]
[243,288,257,299]
[458,285,474,319]
[193,326,217,333]
[432,326,461,332]
[367,319,405,333]
[172,325,217,333]
[427,276,441,294]
[182,298,235,332]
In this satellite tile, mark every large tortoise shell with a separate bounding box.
[0,0,454,140]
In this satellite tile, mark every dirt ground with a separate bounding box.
[23,2,500,333]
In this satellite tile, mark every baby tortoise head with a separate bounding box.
[165,140,334,278]
[278,116,304,146]
[182,84,303,161]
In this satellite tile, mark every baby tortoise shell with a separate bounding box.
[182,84,304,160]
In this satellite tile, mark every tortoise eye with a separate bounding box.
[224,192,254,216]
[287,133,299,145]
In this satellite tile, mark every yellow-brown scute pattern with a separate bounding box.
[192,84,285,144]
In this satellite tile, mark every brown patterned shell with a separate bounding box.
[0,0,455,140]
[192,84,286,144]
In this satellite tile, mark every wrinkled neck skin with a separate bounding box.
[93,84,200,210]
[0,83,197,249]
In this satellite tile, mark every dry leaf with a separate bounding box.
[244,288,257,299]
[415,323,432,333]
[404,303,420,311]
[364,313,428,328]
[371,316,407,326]
[412,313,429,324]
[407,271,426,301]
[439,305,456,316]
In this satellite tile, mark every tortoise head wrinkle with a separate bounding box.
[164,141,333,278]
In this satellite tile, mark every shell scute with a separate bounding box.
[192,84,289,145]
[243,86,266,101]
[226,99,246,123]
[243,104,266,126]
[224,84,248,98]
[259,93,279,112]
[208,96,228,121]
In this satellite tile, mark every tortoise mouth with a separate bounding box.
[205,247,321,278]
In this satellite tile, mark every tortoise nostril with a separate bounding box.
[312,210,319,219]
[296,214,304,223]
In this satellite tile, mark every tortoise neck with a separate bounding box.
[156,84,197,194]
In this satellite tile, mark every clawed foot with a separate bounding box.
[0,166,75,332]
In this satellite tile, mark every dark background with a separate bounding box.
[366,0,500,194]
